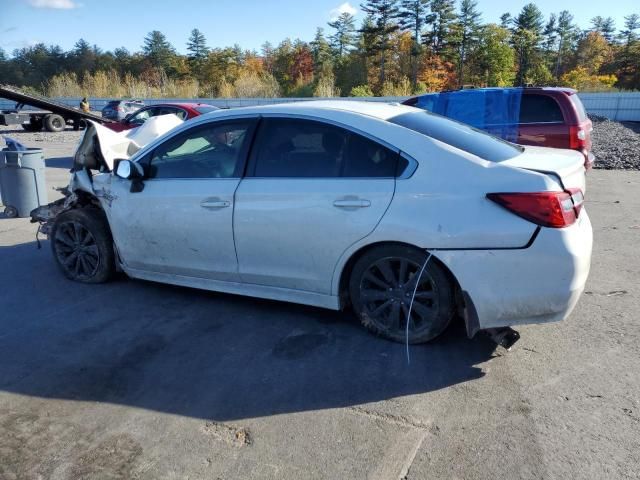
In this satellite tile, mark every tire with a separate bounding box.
[22,118,43,132]
[349,244,454,344]
[44,114,65,132]
[50,208,115,283]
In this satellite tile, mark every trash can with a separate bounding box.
[0,148,48,218]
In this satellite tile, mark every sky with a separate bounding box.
[1,0,638,55]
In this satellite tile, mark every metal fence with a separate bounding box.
[2,93,640,121]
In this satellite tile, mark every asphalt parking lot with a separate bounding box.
[1,127,639,480]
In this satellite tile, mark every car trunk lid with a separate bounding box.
[500,146,586,193]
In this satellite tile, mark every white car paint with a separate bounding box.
[84,101,592,334]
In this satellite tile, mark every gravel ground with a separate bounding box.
[0,125,83,145]
[590,115,640,170]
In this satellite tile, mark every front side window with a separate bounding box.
[251,118,399,178]
[148,121,252,179]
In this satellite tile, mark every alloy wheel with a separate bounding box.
[54,221,100,280]
[359,256,440,338]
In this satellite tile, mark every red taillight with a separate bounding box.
[569,125,586,149]
[487,190,584,228]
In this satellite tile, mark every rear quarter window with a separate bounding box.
[569,94,588,122]
[519,95,564,123]
[389,111,523,162]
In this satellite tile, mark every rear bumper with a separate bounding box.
[436,211,593,333]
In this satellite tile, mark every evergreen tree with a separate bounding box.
[397,0,429,88]
[554,11,578,78]
[457,0,482,85]
[310,28,333,76]
[619,14,640,45]
[328,12,357,57]
[425,0,457,57]
[187,29,209,62]
[500,13,512,29]
[590,16,616,43]
[512,3,545,85]
[360,0,401,86]
[142,30,176,70]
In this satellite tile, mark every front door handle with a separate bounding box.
[200,198,230,209]
[333,198,371,208]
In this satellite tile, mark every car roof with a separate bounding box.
[200,100,416,121]
[417,86,577,96]
[146,102,216,108]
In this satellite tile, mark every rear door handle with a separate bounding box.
[333,199,371,208]
[200,198,230,209]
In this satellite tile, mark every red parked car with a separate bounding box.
[104,102,219,132]
[403,87,594,169]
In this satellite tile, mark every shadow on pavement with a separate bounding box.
[0,240,496,421]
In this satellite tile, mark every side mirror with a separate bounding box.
[114,159,143,180]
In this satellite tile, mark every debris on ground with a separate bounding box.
[589,114,640,170]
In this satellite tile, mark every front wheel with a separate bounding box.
[50,208,116,283]
[349,245,455,344]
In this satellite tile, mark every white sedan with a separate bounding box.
[36,101,593,344]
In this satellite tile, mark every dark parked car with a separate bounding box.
[105,102,219,132]
[101,100,145,121]
[403,87,594,169]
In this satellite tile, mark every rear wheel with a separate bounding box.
[50,208,115,283]
[349,245,454,344]
[44,114,65,132]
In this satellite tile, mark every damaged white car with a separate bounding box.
[32,101,593,345]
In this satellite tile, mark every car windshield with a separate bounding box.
[388,110,523,162]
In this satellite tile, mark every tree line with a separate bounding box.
[0,1,638,98]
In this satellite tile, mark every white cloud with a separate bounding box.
[26,0,80,9]
[329,2,357,21]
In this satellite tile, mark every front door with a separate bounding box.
[104,119,256,281]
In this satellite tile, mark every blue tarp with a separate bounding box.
[415,88,523,142]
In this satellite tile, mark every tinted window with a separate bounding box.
[149,121,251,179]
[251,118,399,178]
[389,111,522,162]
[519,95,564,123]
[342,133,398,177]
[195,105,219,114]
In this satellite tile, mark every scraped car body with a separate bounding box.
[33,101,593,339]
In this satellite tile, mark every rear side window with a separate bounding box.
[250,118,399,178]
[569,94,588,122]
[519,95,564,123]
[389,111,522,162]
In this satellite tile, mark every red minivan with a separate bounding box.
[403,87,594,169]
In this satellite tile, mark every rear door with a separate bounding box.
[518,94,569,148]
[233,117,398,294]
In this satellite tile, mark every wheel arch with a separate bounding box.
[335,240,478,336]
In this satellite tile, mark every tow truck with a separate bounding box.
[0,84,115,132]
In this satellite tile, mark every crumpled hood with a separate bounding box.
[74,114,183,172]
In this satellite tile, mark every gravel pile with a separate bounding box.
[590,115,640,170]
